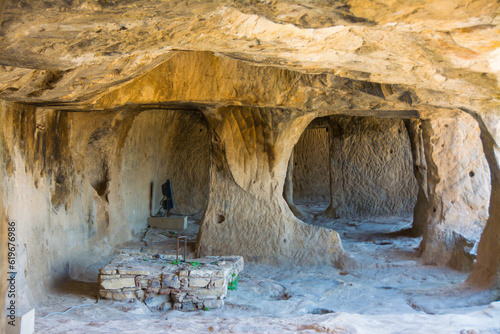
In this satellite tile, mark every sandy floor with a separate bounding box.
[35,204,500,333]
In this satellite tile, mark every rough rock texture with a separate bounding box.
[283,151,308,219]
[404,118,428,236]
[0,1,499,320]
[466,112,500,288]
[325,116,417,218]
[196,106,352,267]
[120,109,209,232]
[293,126,330,203]
[0,1,498,114]
[98,255,244,311]
[419,108,491,272]
[0,101,209,309]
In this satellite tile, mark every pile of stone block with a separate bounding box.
[99,254,244,311]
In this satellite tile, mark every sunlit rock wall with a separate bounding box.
[419,108,491,271]
[196,106,353,267]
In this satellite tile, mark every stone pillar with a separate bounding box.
[0,102,8,333]
[404,119,428,236]
[196,106,352,267]
[283,151,308,219]
[419,109,490,271]
[466,112,500,288]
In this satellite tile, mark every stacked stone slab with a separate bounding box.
[99,254,244,311]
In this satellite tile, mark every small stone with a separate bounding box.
[203,299,224,309]
[180,277,188,287]
[144,294,170,308]
[135,289,145,300]
[213,278,225,288]
[162,273,175,282]
[100,268,117,275]
[163,275,181,289]
[189,268,212,278]
[139,279,149,288]
[172,291,187,303]
[213,267,231,278]
[191,288,225,300]
[189,277,211,288]
[101,277,136,290]
[98,274,120,282]
[147,279,161,293]
[99,288,137,300]
[181,302,195,311]
[118,268,151,275]
[160,302,173,312]
[134,276,141,288]
[99,289,113,299]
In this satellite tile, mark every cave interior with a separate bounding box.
[0,1,500,332]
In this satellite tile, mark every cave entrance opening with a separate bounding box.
[286,114,419,242]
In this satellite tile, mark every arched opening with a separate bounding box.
[120,108,210,256]
[287,115,417,227]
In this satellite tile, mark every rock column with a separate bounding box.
[196,106,351,267]
[324,117,343,218]
[404,119,428,236]
[419,109,490,271]
[283,151,308,218]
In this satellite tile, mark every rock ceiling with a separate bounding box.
[0,0,499,115]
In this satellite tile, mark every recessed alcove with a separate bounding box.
[120,109,209,234]
[291,115,417,220]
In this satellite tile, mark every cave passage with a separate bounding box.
[287,115,417,227]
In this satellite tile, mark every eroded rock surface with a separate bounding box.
[419,108,491,272]
[196,106,352,267]
[0,0,499,315]
[325,115,417,218]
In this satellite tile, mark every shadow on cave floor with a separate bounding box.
[53,280,100,299]
[294,202,422,270]
[295,201,415,242]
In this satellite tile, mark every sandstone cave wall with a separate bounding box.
[327,116,418,218]
[197,106,352,267]
[1,102,98,309]
[120,109,209,233]
[293,115,417,217]
[418,109,491,271]
[467,111,500,287]
[292,127,330,203]
[0,102,208,308]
